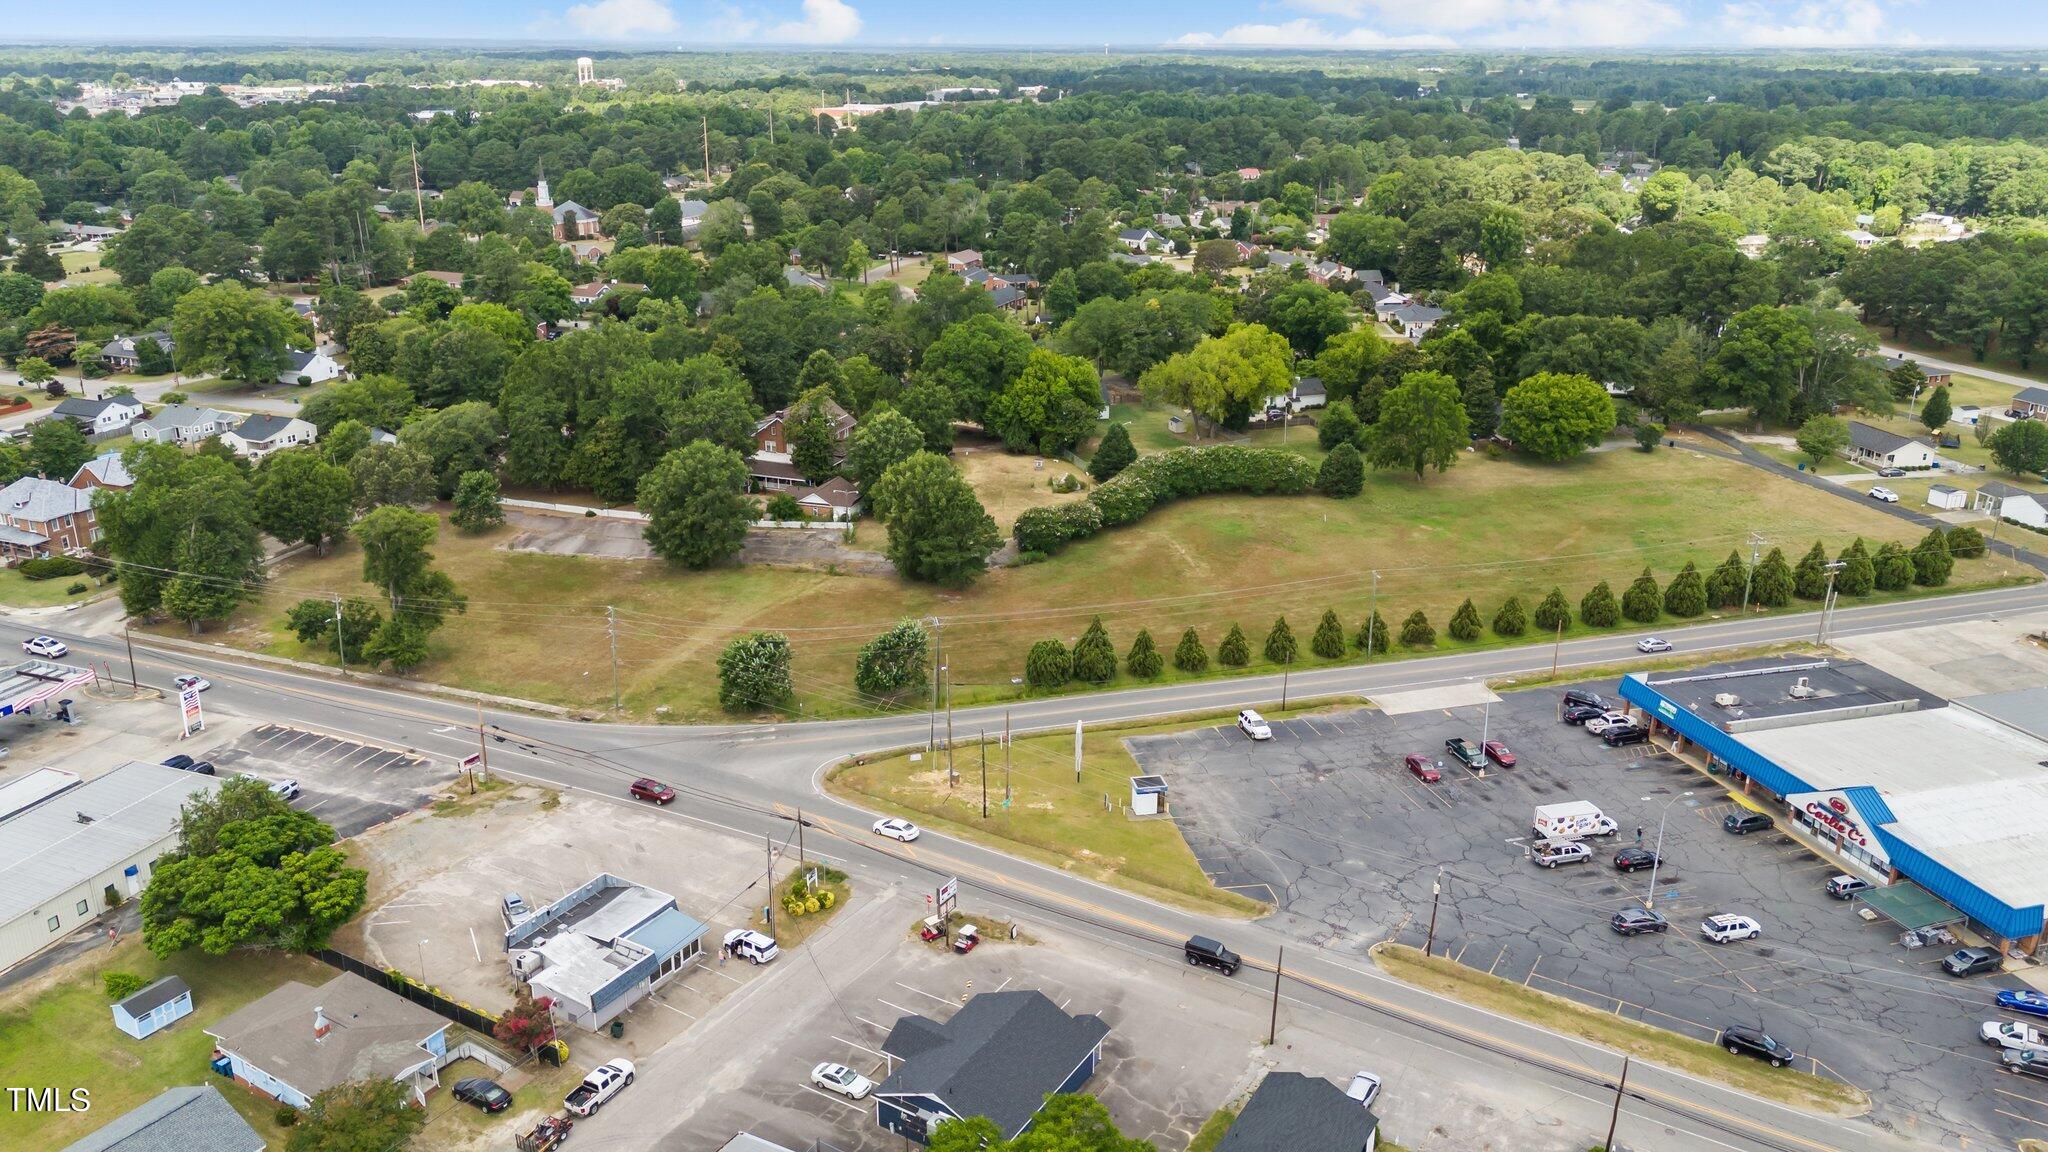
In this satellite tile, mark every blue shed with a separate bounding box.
[111,976,193,1040]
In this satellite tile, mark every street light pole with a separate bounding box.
[1641,791,1692,910]
[1815,560,1845,646]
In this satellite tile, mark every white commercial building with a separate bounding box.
[0,761,217,973]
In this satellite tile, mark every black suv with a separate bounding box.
[1562,704,1606,725]
[1562,689,1608,711]
[1613,847,1659,873]
[1184,936,1241,976]
[161,754,195,771]
[1603,725,1650,747]
[1720,1025,1795,1068]
[1722,811,1774,835]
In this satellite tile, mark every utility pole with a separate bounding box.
[1366,570,1380,656]
[1604,1056,1631,1152]
[1816,561,1845,646]
[123,621,137,690]
[332,595,348,673]
[1003,710,1012,806]
[476,698,489,785]
[1549,617,1564,678]
[1740,530,1764,616]
[606,605,620,712]
[702,115,712,186]
[763,836,778,942]
[943,652,955,785]
[1074,719,1083,783]
[1425,867,1445,957]
[980,733,988,819]
[928,618,943,752]
[1267,946,1283,1045]
[410,144,426,230]
[1280,662,1291,709]
[797,807,804,868]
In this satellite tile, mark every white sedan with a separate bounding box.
[1237,709,1273,741]
[173,674,212,693]
[872,817,920,842]
[810,1062,874,1100]
[1636,637,1672,654]
[21,636,67,659]
[1868,486,1900,503]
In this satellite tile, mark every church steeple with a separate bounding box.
[535,162,552,210]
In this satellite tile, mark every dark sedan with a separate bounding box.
[1613,847,1660,873]
[452,1077,512,1113]
[1610,908,1669,936]
[1720,1025,1796,1068]
[1562,704,1606,725]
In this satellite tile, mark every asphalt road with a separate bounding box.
[13,582,2047,1151]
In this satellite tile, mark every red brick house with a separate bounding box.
[0,477,100,565]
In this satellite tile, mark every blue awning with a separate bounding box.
[626,906,706,958]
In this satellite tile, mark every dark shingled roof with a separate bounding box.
[60,1085,263,1152]
[877,990,1108,1138]
[1214,1072,1379,1152]
[115,975,191,1018]
[1847,420,1925,456]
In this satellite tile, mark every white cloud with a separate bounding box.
[1721,0,1907,47]
[562,0,677,37]
[1171,18,1452,48]
[765,0,863,43]
[1266,0,1686,43]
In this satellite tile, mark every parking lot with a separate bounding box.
[1133,683,2048,1147]
[210,722,452,838]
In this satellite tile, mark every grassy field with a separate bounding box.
[1875,329,2048,386]
[152,444,2034,721]
[829,703,1367,919]
[58,249,117,286]
[0,937,331,1149]
[0,567,102,608]
[1372,943,1868,1116]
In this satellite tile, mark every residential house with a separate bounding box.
[1879,355,1951,388]
[505,872,707,1030]
[783,266,831,293]
[69,451,134,492]
[1353,270,1392,302]
[111,975,194,1040]
[2011,385,2048,420]
[52,395,145,437]
[130,405,239,447]
[1118,227,1166,252]
[1843,229,1880,250]
[563,241,605,262]
[1735,234,1771,259]
[946,250,983,273]
[400,270,464,290]
[791,477,862,521]
[1380,301,1446,342]
[1153,213,1185,231]
[1237,167,1262,180]
[277,348,344,386]
[205,972,448,1109]
[1307,260,1350,287]
[0,476,99,563]
[570,279,646,307]
[872,990,1109,1144]
[1974,482,2048,529]
[987,283,1028,311]
[552,200,601,241]
[221,415,317,461]
[1289,376,1327,411]
[750,399,856,491]
[60,222,123,244]
[1927,484,1967,511]
[1214,1071,1379,1152]
[673,199,710,237]
[1845,421,1938,470]
[58,1085,263,1152]
[1262,250,1305,273]
[98,331,174,373]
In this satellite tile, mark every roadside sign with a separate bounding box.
[460,753,482,769]
[178,686,203,737]
[936,877,959,917]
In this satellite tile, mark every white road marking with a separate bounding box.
[894,981,953,1005]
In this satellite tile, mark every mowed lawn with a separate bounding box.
[170,446,2033,720]
[0,938,330,1149]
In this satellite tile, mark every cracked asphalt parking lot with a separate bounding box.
[1131,682,2048,1147]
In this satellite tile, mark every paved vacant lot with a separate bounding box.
[211,722,451,838]
[1133,684,2048,1148]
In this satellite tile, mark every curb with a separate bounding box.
[130,630,578,717]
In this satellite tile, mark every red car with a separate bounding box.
[629,778,676,804]
[1483,740,1517,768]
[1403,754,1442,783]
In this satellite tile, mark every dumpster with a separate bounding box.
[609,1018,624,1039]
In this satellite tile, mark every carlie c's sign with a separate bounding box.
[1788,790,1889,866]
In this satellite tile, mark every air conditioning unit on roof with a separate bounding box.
[1713,692,1742,708]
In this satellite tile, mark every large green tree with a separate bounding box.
[984,349,1102,455]
[1139,323,1292,430]
[254,448,353,553]
[286,1078,427,1152]
[638,441,752,569]
[170,282,306,384]
[1498,372,1616,462]
[869,451,1001,586]
[1367,370,1469,480]
[95,447,264,632]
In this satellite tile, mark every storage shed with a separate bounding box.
[112,975,193,1040]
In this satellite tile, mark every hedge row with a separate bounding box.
[19,555,86,581]
[1014,445,1317,556]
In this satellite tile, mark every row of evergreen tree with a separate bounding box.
[1019,529,1982,689]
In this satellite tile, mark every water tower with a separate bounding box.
[576,57,595,86]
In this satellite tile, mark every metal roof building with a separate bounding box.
[1621,660,2048,951]
[0,761,216,974]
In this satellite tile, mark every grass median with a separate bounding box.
[825,704,1364,919]
[1370,942,1869,1117]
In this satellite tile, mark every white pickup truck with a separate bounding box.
[1983,1020,2048,1055]
[564,1058,635,1116]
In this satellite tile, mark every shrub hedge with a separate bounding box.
[1013,446,1316,556]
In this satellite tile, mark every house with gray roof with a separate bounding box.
[2013,385,2048,421]
[551,199,600,240]
[1974,480,2048,529]
[206,971,448,1109]
[131,404,239,447]
[277,348,344,386]
[59,1085,263,1152]
[221,415,317,460]
[53,395,146,437]
[0,761,212,974]
[71,451,135,492]
[1846,421,1937,469]
[98,332,175,373]
[0,475,99,564]
[1215,1072,1379,1152]
[872,989,1109,1143]
[1379,301,1446,342]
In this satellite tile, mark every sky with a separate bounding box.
[15,0,2045,50]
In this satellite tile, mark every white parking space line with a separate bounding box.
[831,1035,890,1060]
[468,927,480,962]
[853,1015,889,1032]
[992,977,1012,993]
[652,998,696,1019]
[894,981,953,1005]
[799,1085,864,1111]
[876,997,923,1018]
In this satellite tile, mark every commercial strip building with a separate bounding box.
[504,872,707,1030]
[1619,657,2048,954]
[0,761,216,974]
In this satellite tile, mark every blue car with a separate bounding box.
[1997,989,2048,1018]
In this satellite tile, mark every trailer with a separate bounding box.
[1533,801,1618,841]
